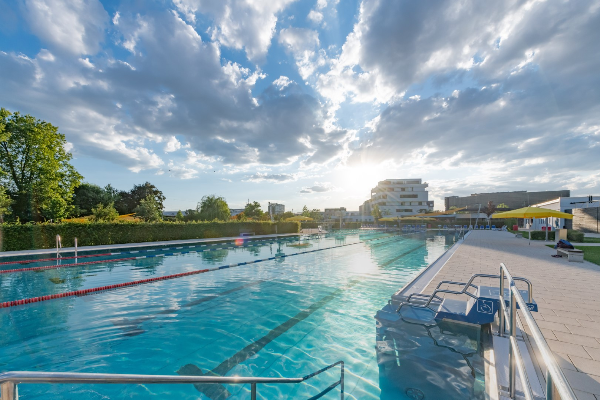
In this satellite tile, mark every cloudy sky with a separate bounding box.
[1,0,598,212]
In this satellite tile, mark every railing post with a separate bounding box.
[1,382,17,400]
[251,383,256,400]
[546,370,555,400]
[56,234,62,259]
[509,283,517,398]
[74,237,78,260]
[499,267,505,337]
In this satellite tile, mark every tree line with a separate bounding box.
[1,108,322,225]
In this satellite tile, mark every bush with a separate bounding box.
[567,230,584,242]
[522,229,583,242]
[91,202,118,222]
[0,221,300,251]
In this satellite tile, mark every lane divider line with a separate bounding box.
[0,233,412,309]
[0,232,405,275]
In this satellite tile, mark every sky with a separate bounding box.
[0,0,599,212]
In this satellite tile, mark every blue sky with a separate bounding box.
[1,0,599,212]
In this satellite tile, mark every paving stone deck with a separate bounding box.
[421,230,600,399]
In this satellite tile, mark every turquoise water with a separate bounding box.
[1,231,461,399]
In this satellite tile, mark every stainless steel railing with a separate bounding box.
[0,361,344,400]
[498,263,577,400]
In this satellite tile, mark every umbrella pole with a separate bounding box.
[529,218,532,246]
[545,219,548,241]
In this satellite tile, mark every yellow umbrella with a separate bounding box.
[492,207,573,243]
[286,216,314,221]
[491,207,573,219]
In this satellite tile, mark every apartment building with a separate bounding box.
[361,179,434,218]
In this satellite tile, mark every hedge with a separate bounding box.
[0,221,300,252]
[521,230,584,242]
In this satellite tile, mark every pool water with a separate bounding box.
[0,231,473,399]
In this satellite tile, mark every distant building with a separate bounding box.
[361,179,434,218]
[324,207,346,221]
[530,195,599,231]
[444,190,570,212]
[268,202,285,215]
[229,208,245,217]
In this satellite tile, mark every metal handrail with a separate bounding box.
[400,273,533,313]
[498,263,577,400]
[0,361,344,400]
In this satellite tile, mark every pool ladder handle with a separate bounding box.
[0,361,344,400]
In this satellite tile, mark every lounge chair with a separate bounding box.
[491,225,496,230]
[480,225,484,230]
[443,225,448,229]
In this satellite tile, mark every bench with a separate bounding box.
[239,231,255,237]
[556,248,584,263]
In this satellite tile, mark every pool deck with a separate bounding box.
[421,230,600,399]
[0,233,300,258]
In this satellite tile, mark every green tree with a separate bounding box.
[91,202,119,222]
[309,209,322,221]
[0,108,82,221]
[371,204,382,222]
[244,201,263,219]
[134,194,163,222]
[175,210,184,221]
[302,205,309,217]
[0,185,12,222]
[73,183,106,216]
[198,195,230,221]
[115,182,165,214]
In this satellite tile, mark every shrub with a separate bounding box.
[567,230,584,242]
[0,221,300,251]
[91,202,118,222]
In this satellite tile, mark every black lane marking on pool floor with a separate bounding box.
[177,279,361,400]
[110,278,273,336]
[378,243,427,268]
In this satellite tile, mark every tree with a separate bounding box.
[0,108,83,221]
[115,182,165,214]
[198,195,230,221]
[73,183,106,216]
[302,205,309,217]
[371,204,382,222]
[176,210,184,221]
[309,209,322,221]
[244,201,263,219]
[0,186,12,223]
[134,194,163,222]
[483,201,497,224]
[91,202,119,222]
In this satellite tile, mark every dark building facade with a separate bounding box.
[444,190,570,212]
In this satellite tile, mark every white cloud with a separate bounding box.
[307,10,323,23]
[300,182,334,193]
[173,0,296,63]
[23,0,109,55]
[279,28,323,80]
[164,136,182,153]
[244,172,298,183]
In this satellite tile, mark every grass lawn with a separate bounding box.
[547,244,600,266]
[584,237,600,243]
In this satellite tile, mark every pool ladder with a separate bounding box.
[0,361,344,400]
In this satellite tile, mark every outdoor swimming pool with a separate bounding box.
[0,230,476,399]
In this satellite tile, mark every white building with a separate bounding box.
[363,179,434,218]
[268,202,285,215]
[530,196,599,231]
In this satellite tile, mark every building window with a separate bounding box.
[396,209,413,213]
[418,202,423,205]
[400,194,418,198]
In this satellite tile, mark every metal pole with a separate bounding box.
[546,370,554,400]
[1,381,17,400]
[499,268,505,337]
[509,283,517,398]
[251,383,257,400]
[56,235,61,258]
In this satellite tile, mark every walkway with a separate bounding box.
[422,230,600,399]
